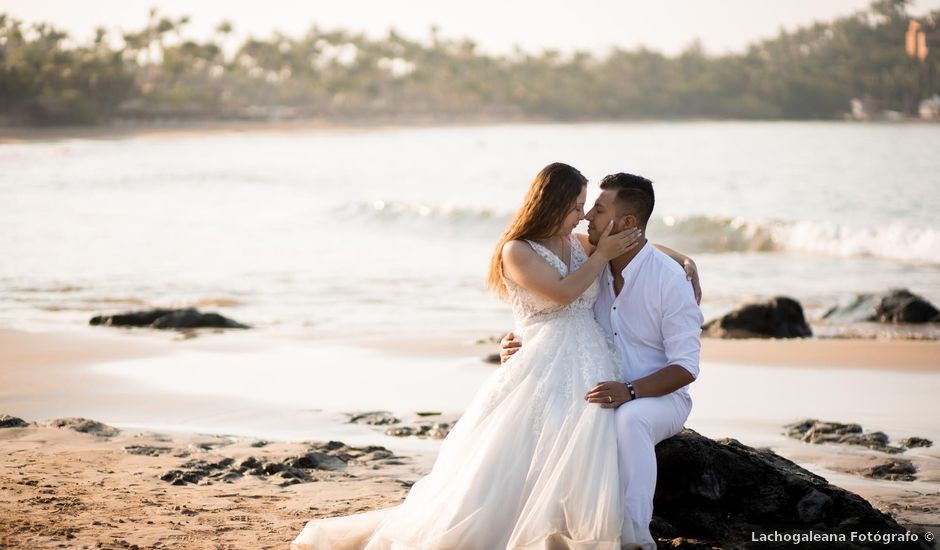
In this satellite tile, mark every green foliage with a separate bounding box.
[0,2,937,125]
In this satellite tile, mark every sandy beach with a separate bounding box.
[2,328,939,548]
[0,422,414,549]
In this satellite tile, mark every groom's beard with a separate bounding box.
[587,224,602,246]
[587,222,613,246]
[589,215,628,246]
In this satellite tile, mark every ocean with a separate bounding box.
[2,121,938,340]
[2,120,940,450]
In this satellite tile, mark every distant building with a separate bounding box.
[850,98,868,120]
[849,97,880,120]
[919,94,940,120]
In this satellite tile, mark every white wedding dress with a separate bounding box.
[292,234,645,549]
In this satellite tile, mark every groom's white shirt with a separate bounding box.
[593,241,704,404]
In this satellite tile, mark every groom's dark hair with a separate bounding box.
[599,173,654,230]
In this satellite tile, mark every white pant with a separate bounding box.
[615,391,692,549]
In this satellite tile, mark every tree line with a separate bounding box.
[0,0,937,125]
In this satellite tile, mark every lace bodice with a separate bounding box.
[501,234,598,326]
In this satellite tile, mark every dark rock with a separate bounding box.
[424,423,451,440]
[277,467,311,481]
[785,419,906,453]
[151,310,248,330]
[786,419,861,442]
[162,458,237,485]
[212,457,235,469]
[123,445,173,457]
[415,411,442,417]
[289,452,347,472]
[44,417,119,437]
[262,462,284,475]
[220,472,242,483]
[824,289,940,324]
[900,437,933,449]
[841,430,889,447]
[360,449,394,461]
[160,469,202,485]
[348,411,400,426]
[90,308,249,330]
[250,440,269,448]
[238,456,261,469]
[652,429,931,549]
[0,414,29,428]
[191,441,224,452]
[179,459,213,470]
[796,489,832,523]
[385,426,415,437]
[90,308,174,326]
[483,353,501,364]
[384,421,453,439]
[160,442,397,486]
[867,459,917,481]
[703,297,812,339]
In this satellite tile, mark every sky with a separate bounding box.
[5,0,940,56]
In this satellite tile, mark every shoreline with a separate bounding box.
[0,119,394,144]
[4,327,938,381]
[0,118,549,144]
[2,117,935,144]
[2,329,938,411]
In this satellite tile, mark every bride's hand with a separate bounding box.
[683,259,702,304]
[596,222,642,260]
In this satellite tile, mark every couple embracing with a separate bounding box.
[293,162,704,549]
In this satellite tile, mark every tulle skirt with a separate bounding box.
[292,310,645,549]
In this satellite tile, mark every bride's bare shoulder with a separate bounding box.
[502,239,535,260]
[574,233,595,254]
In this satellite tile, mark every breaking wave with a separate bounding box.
[337,200,940,264]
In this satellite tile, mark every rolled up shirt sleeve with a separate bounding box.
[661,274,704,380]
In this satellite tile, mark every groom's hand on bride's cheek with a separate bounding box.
[585,382,630,408]
[499,331,521,364]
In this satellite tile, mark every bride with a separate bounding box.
[292,162,691,549]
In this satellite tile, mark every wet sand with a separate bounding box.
[701,337,940,372]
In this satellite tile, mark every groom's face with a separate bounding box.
[585,190,630,246]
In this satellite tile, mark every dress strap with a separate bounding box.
[569,234,589,270]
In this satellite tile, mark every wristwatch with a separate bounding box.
[625,381,638,401]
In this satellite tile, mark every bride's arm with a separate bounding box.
[502,224,640,306]
[654,244,702,304]
[576,233,700,304]
[577,234,695,277]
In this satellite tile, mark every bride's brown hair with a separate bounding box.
[487,162,587,298]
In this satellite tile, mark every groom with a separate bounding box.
[500,172,703,548]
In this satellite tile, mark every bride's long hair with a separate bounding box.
[487,162,587,298]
